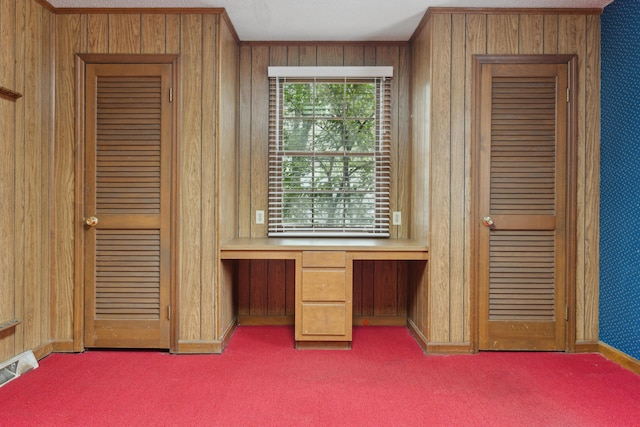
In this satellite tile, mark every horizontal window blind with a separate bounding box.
[268,67,392,237]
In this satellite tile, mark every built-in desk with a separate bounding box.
[220,238,429,349]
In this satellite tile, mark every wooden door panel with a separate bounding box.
[84,62,171,349]
[476,58,570,351]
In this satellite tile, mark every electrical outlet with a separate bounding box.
[256,210,265,224]
[392,211,402,226]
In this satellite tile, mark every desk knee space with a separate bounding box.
[220,238,428,349]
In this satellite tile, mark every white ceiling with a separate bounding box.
[48,0,615,41]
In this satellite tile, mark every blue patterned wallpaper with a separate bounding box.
[600,0,640,361]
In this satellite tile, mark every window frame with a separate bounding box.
[267,66,393,237]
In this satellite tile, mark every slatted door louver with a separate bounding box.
[489,231,555,321]
[95,76,162,321]
[489,76,556,322]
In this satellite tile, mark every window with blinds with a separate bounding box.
[268,66,392,237]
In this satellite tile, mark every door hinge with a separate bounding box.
[167,305,171,320]
[566,87,570,103]
[169,88,173,103]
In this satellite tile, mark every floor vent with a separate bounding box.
[0,351,38,388]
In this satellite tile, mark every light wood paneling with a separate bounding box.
[108,14,140,54]
[249,45,268,237]
[411,10,601,349]
[519,15,544,54]
[87,14,108,53]
[464,14,487,344]
[52,9,240,352]
[53,13,81,349]
[141,14,165,54]
[408,18,431,340]
[217,14,240,338]
[0,0,53,364]
[429,13,452,343]
[179,14,203,342]
[450,13,466,344]
[200,14,217,342]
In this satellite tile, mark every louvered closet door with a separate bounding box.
[477,61,568,350]
[84,63,172,348]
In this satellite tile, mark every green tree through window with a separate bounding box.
[269,76,390,236]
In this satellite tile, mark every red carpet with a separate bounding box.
[1,326,639,426]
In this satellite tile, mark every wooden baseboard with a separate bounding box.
[574,341,600,353]
[407,319,428,352]
[426,342,473,354]
[353,316,407,326]
[296,341,351,350]
[598,342,640,375]
[237,315,294,326]
[32,342,54,360]
[176,340,224,354]
[52,340,78,353]
[218,320,237,352]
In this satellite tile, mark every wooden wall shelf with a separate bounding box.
[0,86,22,101]
[0,319,20,333]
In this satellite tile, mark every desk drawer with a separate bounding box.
[302,269,345,301]
[300,303,347,336]
[302,251,346,268]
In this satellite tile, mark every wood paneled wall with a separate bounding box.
[0,0,53,363]
[411,10,601,349]
[234,43,414,321]
[237,43,410,239]
[52,11,240,352]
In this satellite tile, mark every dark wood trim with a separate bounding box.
[175,321,236,354]
[470,56,483,354]
[0,319,20,333]
[599,342,640,375]
[472,54,578,64]
[407,318,428,352]
[0,86,22,101]
[77,54,179,64]
[33,0,56,13]
[574,341,600,353]
[409,10,430,45]
[220,10,240,44]
[353,316,407,327]
[73,54,86,353]
[427,7,603,15]
[53,7,227,15]
[426,343,473,354]
[171,56,181,355]
[52,340,77,352]
[177,341,225,354]
[238,315,295,326]
[32,342,55,360]
[566,56,579,353]
[74,54,180,353]
[296,341,351,350]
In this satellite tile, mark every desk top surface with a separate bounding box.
[220,237,428,252]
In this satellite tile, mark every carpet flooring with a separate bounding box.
[1,326,639,426]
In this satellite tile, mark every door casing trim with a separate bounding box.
[74,54,180,352]
[470,54,578,353]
